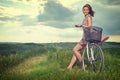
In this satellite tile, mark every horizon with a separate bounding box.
[0,41,120,44]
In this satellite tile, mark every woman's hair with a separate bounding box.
[83,4,95,17]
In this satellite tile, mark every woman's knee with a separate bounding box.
[73,48,80,54]
[72,44,83,53]
[73,48,76,53]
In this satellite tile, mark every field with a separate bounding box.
[0,42,120,80]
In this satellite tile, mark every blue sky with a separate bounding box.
[0,0,120,43]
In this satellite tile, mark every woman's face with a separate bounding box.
[83,7,90,16]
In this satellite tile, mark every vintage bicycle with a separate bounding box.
[75,25,104,73]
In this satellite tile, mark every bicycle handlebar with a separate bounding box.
[75,25,82,27]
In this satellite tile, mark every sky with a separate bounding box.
[0,0,120,43]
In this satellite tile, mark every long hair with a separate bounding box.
[83,4,95,17]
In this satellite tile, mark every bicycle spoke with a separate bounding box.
[93,44,104,73]
[93,59,102,72]
[82,43,104,73]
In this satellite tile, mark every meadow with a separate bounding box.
[0,42,120,80]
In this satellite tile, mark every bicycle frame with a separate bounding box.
[86,43,95,63]
[82,42,95,71]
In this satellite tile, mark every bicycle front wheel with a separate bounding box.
[91,43,104,73]
[82,43,104,73]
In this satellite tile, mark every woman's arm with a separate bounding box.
[82,16,92,29]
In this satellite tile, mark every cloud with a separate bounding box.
[0,0,32,9]
[0,16,15,21]
[0,0,39,18]
[36,0,120,35]
[97,0,120,5]
[91,3,120,35]
[0,15,38,26]
[57,28,83,38]
[37,0,75,28]
[107,35,120,42]
[15,15,38,26]
[41,21,76,29]
[0,24,82,43]
[38,0,74,21]
[0,1,39,26]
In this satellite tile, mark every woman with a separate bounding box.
[67,4,109,69]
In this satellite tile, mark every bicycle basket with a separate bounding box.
[84,26,103,43]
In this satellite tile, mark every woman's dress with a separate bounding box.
[79,15,109,45]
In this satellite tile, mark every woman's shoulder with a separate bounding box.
[86,14,92,18]
[86,14,92,21]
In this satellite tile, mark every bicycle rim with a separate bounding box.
[91,43,104,73]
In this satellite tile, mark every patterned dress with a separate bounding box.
[79,15,109,45]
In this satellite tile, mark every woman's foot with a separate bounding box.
[67,66,72,70]
[98,36,109,45]
[101,36,109,43]
[60,67,72,71]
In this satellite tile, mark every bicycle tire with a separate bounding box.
[91,43,104,73]
[82,43,104,73]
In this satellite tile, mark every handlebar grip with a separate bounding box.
[75,25,78,27]
[75,25,82,27]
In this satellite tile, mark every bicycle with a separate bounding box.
[75,25,104,73]
[82,41,104,73]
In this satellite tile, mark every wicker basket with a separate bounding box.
[84,26,103,43]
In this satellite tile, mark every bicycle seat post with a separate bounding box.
[86,42,90,61]
[90,45,95,61]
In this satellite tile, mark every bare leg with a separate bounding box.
[67,54,77,69]
[98,34,109,45]
[73,44,84,63]
[67,44,86,69]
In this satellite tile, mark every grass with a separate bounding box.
[4,54,47,75]
[0,42,120,80]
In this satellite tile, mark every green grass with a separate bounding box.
[0,42,120,80]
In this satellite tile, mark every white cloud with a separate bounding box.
[0,5,23,17]
[58,0,94,8]
[12,0,47,17]
[0,23,83,43]
[107,35,120,42]
[0,2,39,18]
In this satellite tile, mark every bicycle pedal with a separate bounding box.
[82,64,87,70]
[84,64,87,68]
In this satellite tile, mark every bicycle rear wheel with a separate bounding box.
[91,43,104,73]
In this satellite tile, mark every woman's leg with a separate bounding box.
[67,43,86,69]
[73,44,85,63]
[101,34,109,43]
[67,54,77,69]
[98,34,109,45]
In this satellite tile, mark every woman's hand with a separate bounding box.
[75,24,82,27]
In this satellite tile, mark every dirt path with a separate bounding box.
[6,54,47,74]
